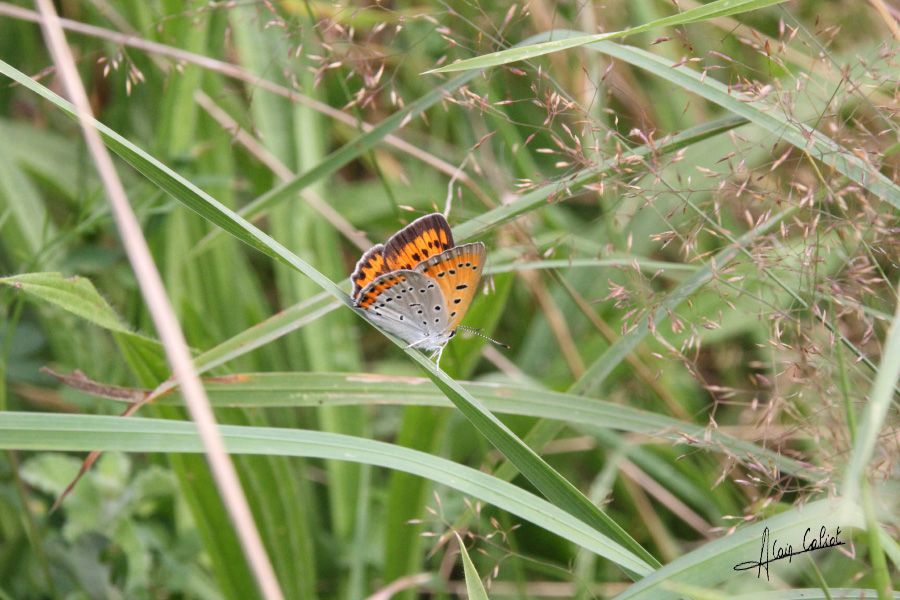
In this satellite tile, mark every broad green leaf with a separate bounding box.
[0,272,129,334]
[0,272,164,378]
[427,0,788,73]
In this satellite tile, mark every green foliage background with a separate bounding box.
[0,0,897,598]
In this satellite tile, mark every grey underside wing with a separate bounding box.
[354,270,448,346]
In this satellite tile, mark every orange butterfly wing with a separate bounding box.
[352,214,483,331]
[350,244,388,300]
[416,242,485,330]
[383,213,454,271]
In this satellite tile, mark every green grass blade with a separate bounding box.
[426,0,787,73]
[0,60,349,299]
[575,35,900,209]
[455,532,490,600]
[453,116,747,241]
[383,406,447,593]
[485,257,697,276]
[191,293,339,375]
[393,341,662,574]
[841,282,900,500]
[148,372,814,480]
[0,412,656,577]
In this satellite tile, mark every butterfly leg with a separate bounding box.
[430,345,445,367]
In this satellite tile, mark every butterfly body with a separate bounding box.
[351,214,484,356]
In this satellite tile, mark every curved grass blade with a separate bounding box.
[485,257,697,276]
[191,293,339,375]
[841,283,900,501]
[0,412,655,577]
[453,116,747,241]
[145,372,814,480]
[445,29,898,214]
[426,0,788,73]
[571,34,899,209]
[0,59,658,573]
[0,60,339,293]
[396,335,661,573]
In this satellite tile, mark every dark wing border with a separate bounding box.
[350,243,387,300]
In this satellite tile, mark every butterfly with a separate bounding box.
[351,213,485,362]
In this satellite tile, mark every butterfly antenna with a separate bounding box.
[457,326,510,349]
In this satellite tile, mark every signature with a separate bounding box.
[733,525,844,579]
